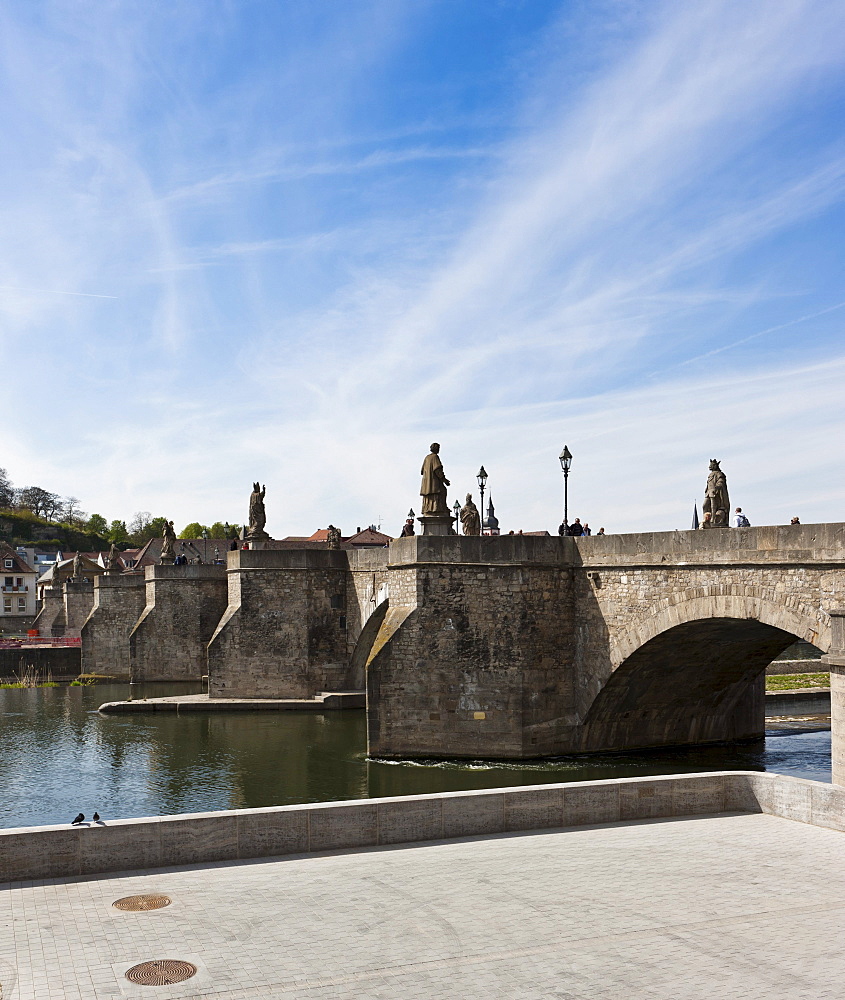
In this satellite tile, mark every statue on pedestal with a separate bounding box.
[420,443,450,515]
[702,460,730,528]
[72,552,82,580]
[326,525,341,550]
[460,494,481,535]
[248,483,267,538]
[105,544,122,574]
[160,520,177,563]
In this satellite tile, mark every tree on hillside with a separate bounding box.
[17,486,63,521]
[108,519,128,543]
[179,522,208,539]
[62,496,86,525]
[87,514,108,536]
[208,521,235,538]
[0,468,13,509]
[127,512,169,546]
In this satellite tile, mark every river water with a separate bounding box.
[0,682,831,830]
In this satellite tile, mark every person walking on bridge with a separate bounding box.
[734,508,751,527]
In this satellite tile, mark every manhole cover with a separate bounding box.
[113,894,172,912]
[125,960,197,986]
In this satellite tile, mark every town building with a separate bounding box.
[0,541,38,625]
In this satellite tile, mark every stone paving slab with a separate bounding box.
[1,812,843,999]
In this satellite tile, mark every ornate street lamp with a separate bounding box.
[407,508,415,519]
[453,499,461,534]
[559,446,572,534]
[476,466,488,535]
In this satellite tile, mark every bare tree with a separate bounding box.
[0,467,13,509]
[17,486,63,521]
[63,496,86,525]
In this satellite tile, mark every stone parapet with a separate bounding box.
[0,771,842,884]
[130,564,227,682]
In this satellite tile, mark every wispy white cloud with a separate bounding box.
[1,0,844,538]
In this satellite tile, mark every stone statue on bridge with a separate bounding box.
[326,525,341,550]
[160,520,177,563]
[460,494,481,535]
[105,544,122,574]
[247,483,270,542]
[702,460,730,528]
[420,443,450,516]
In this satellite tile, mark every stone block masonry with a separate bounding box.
[365,527,845,759]
[130,564,227,681]
[81,575,146,679]
[208,548,363,698]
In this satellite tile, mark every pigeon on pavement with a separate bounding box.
[71,813,84,825]
[93,812,100,823]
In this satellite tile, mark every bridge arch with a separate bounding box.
[580,591,831,753]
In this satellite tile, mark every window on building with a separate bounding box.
[3,560,12,569]
[4,577,12,587]
[17,597,26,612]
[16,578,22,587]
[330,594,345,610]
[2,599,11,613]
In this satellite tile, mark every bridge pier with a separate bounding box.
[822,609,845,785]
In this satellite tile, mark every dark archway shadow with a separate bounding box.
[578,617,798,752]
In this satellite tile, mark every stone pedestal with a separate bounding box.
[417,513,455,536]
[821,609,845,786]
[245,529,271,550]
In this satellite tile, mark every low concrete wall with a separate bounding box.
[765,688,830,715]
[0,645,81,677]
[0,771,841,884]
[766,659,825,675]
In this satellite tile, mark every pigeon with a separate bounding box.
[93,812,100,823]
[71,813,84,825]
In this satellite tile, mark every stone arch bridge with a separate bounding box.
[356,524,844,763]
[83,523,845,769]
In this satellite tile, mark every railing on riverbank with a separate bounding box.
[0,637,81,649]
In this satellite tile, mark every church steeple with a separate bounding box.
[483,496,500,535]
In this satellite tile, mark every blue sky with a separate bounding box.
[1,0,844,536]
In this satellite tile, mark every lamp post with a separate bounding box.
[559,446,572,534]
[476,466,488,535]
[407,508,415,519]
[453,499,461,534]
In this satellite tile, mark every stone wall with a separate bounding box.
[822,610,845,785]
[367,526,845,759]
[63,581,96,638]
[0,645,81,678]
[208,548,356,698]
[367,535,576,758]
[130,564,227,682]
[1,770,843,883]
[33,585,66,636]
[80,575,146,679]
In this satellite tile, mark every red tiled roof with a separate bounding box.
[0,542,35,574]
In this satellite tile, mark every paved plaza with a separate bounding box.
[1,812,843,999]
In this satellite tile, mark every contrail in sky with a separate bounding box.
[675,300,845,369]
[0,285,118,299]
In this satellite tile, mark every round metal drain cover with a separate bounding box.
[125,960,197,986]
[113,894,172,912]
